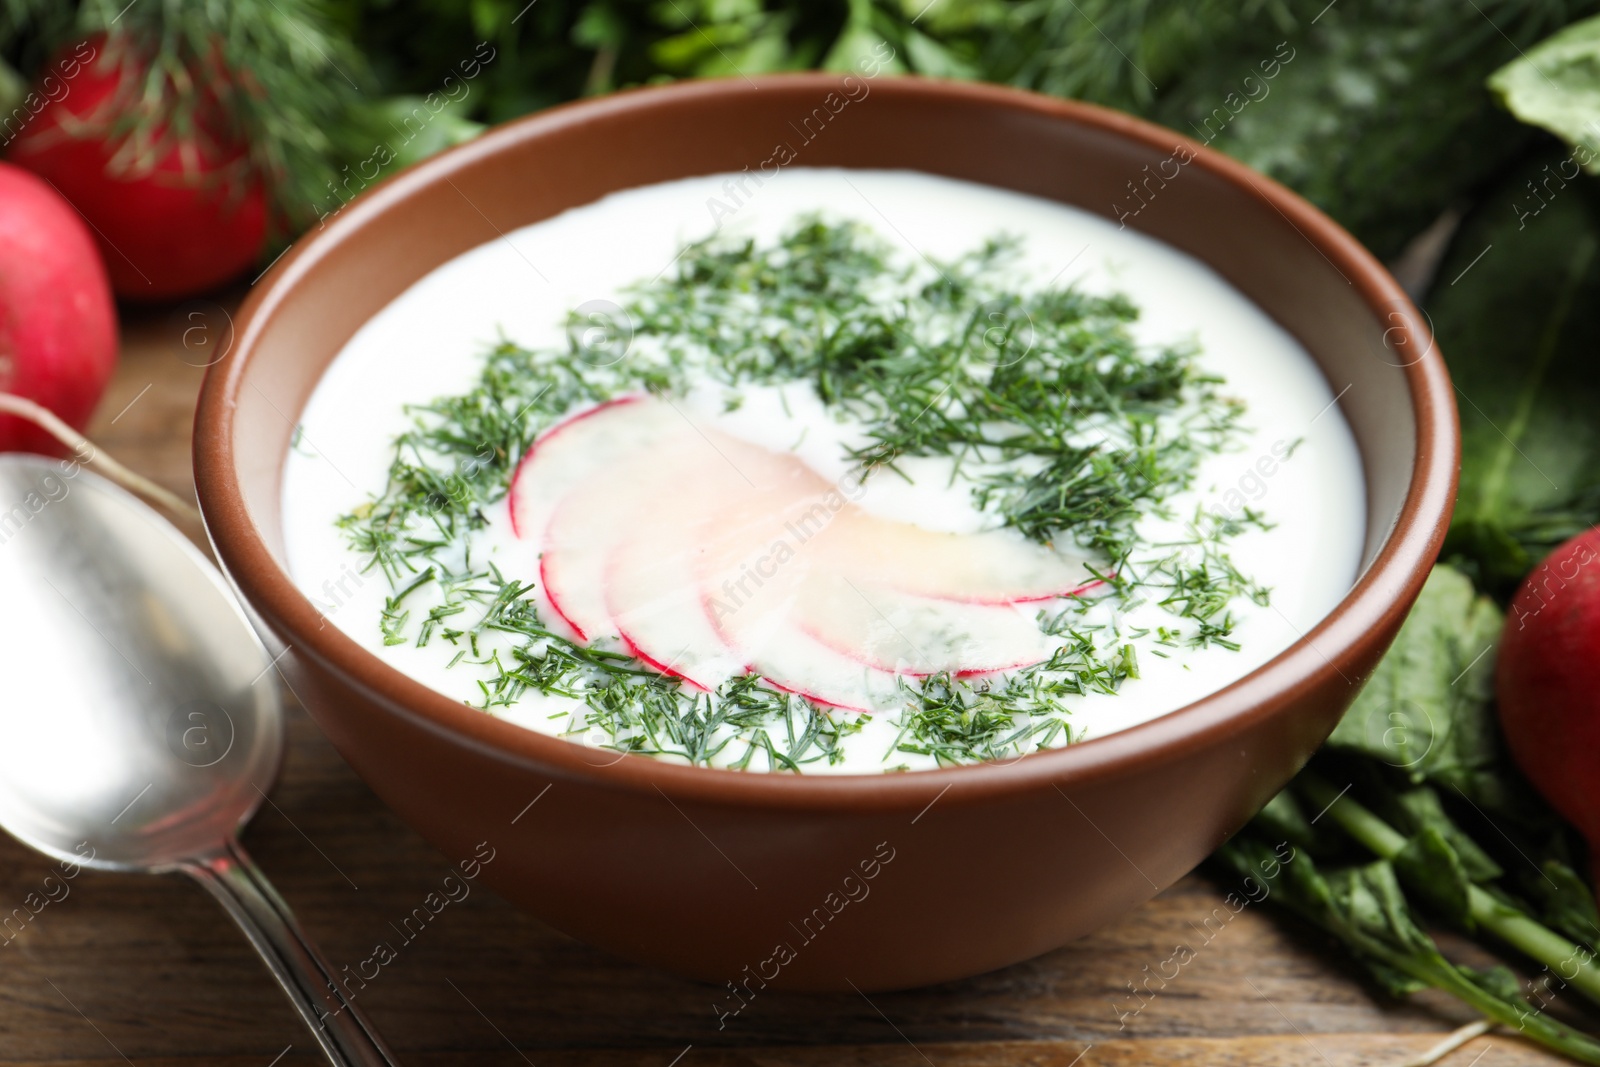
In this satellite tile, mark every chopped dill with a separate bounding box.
[335,217,1262,771]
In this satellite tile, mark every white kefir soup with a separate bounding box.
[282,169,1365,773]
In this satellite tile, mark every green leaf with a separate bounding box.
[371,95,485,172]
[1395,825,1475,928]
[1428,155,1600,594]
[1280,844,1433,998]
[1319,862,1443,995]
[1391,787,1503,883]
[1472,964,1529,1003]
[822,17,903,73]
[0,54,25,118]
[1327,565,1503,791]
[1327,862,1427,952]
[1160,12,1539,259]
[573,2,628,49]
[901,24,978,79]
[1215,835,1430,996]
[987,0,1593,258]
[1490,12,1600,173]
[1253,790,1318,851]
[1527,858,1600,946]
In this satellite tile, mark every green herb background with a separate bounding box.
[11,0,1600,1058]
[0,0,1592,253]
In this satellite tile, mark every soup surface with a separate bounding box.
[282,168,1366,773]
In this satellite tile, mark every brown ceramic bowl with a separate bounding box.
[195,74,1457,992]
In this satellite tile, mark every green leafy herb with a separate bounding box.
[1491,12,1600,173]
[73,0,372,236]
[8,0,1587,259]
[982,0,1598,258]
[1219,566,1600,1064]
[1427,155,1600,596]
[1215,839,1600,1063]
[338,218,1257,770]
[1326,565,1503,797]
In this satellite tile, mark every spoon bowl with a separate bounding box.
[0,453,279,871]
[0,454,396,1066]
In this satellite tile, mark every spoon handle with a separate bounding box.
[183,838,400,1066]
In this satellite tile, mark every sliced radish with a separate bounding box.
[810,513,1097,604]
[747,636,912,713]
[793,573,1050,675]
[519,397,720,639]
[605,430,844,688]
[540,469,649,642]
[509,395,671,539]
[513,395,1103,710]
[704,563,909,713]
[680,495,902,712]
[605,496,752,692]
[537,428,713,640]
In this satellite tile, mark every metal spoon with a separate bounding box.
[0,454,397,1066]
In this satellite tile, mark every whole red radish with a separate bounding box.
[0,163,118,453]
[8,36,266,301]
[1498,527,1600,877]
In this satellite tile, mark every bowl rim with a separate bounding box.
[195,73,1459,812]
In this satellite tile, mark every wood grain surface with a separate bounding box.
[0,295,1565,1066]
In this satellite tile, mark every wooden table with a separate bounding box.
[0,297,1564,1066]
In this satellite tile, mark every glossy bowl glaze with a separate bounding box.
[195,75,1457,992]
